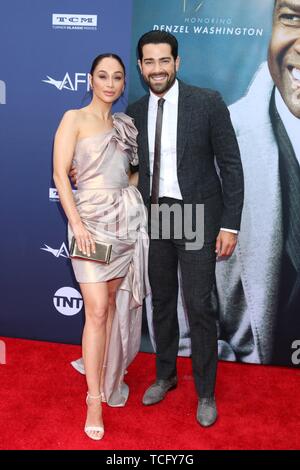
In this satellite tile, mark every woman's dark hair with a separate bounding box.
[137,30,178,61]
[90,53,126,76]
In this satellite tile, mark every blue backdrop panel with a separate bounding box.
[0,0,133,343]
[128,0,300,366]
[129,0,273,104]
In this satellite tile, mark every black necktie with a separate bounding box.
[151,98,165,205]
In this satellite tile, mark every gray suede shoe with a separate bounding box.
[142,377,178,406]
[196,397,218,427]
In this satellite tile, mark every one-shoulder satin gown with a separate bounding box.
[68,112,150,406]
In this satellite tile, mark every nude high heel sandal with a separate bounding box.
[84,393,105,441]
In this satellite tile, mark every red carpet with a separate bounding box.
[0,336,299,450]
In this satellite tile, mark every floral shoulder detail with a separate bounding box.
[112,112,139,165]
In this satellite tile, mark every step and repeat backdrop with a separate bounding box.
[1,0,299,366]
[0,0,133,344]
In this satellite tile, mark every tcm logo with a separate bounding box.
[41,242,69,259]
[52,13,97,30]
[43,72,90,92]
[0,80,6,104]
[49,187,76,202]
[49,187,59,201]
[53,287,83,316]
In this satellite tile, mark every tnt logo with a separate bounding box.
[53,287,83,316]
[0,340,6,364]
[0,80,6,104]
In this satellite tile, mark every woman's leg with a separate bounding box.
[80,281,109,439]
[100,277,124,396]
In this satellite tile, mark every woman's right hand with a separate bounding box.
[71,221,96,257]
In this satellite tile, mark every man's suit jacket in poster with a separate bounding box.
[216,62,283,364]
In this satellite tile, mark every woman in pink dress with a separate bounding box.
[53,54,149,441]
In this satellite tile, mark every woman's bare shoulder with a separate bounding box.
[58,108,87,134]
[62,108,82,123]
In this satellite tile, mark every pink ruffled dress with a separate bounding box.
[68,112,150,406]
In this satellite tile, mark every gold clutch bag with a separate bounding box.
[69,237,112,264]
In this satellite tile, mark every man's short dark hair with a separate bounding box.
[137,30,178,61]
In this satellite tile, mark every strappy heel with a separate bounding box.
[84,393,104,441]
[100,390,106,403]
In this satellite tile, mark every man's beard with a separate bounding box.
[145,71,176,95]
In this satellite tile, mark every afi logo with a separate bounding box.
[0,80,6,104]
[53,287,83,316]
[41,242,69,258]
[182,0,204,13]
[42,73,89,91]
